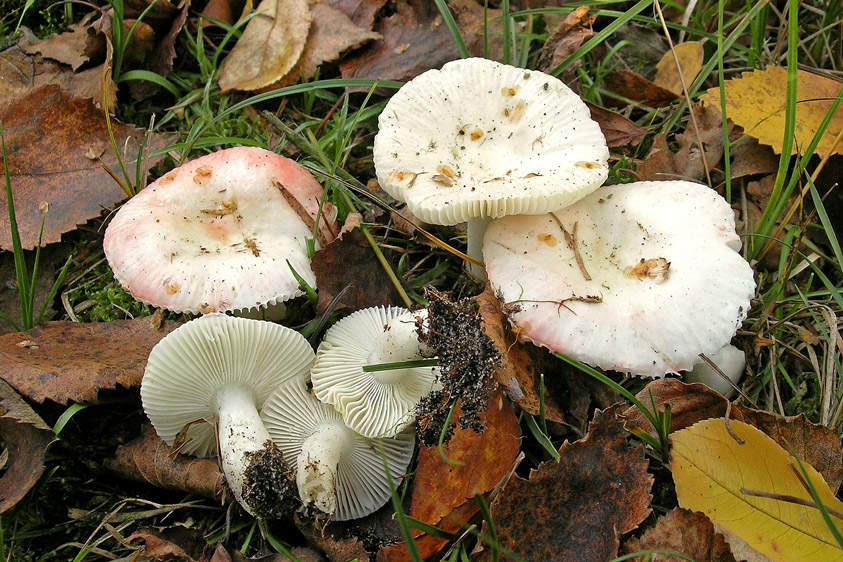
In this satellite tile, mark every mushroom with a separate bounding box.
[684,344,746,398]
[260,377,415,521]
[373,57,609,276]
[104,147,337,315]
[484,180,756,377]
[310,306,439,438]
[140,313,315,516]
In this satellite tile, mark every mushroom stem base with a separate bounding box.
[467,216,492,280]
[296,420,354,516]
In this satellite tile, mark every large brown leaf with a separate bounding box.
[621,508,736,562]
[0,85,167,250]
[0,317,179,404]
[478,406,652,562]
[0,379,57,513]
[379,390,521,561]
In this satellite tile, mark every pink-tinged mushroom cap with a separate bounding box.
[104,147,337,314]
[484,180,756,377]
[373,58,609,226]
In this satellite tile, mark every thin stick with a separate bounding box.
[552,216,591,281]
[740,487,843,521]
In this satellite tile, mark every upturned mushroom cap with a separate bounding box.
[141,313,315,458]
[484,180,756,377]
[104,147,337,314]
[684,344,746,398]
[310,306,439,438]
[373,58,609,226]
[261,378,415,521]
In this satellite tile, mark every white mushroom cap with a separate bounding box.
[373,58,609,226]
[141,314,315,514]
[104,147,337,314]
[484,180,756,377]
[261,378,415,521]
[310,306,439,438]
[684,344,746,398]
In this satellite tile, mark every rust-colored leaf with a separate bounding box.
[0,317,180,404]
[621,508,736,562]
[325,0,386,30]
[475,286,565,423]
[653,40,705,96]
[128,525,211,562]
[478,406,652,562]
[311,228,404,314]
[217,0,311,92]
[277,3,380,87]
[21,21,92,70]
[0,379,57,513]
[536,6,595,75]
[604,69,678,107]
[621,378,843,492]
[0,85,168,250]
[587,102,648,148]
[379,390,521,561]
[106,424,224,501]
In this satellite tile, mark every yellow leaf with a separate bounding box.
[701,66,843,158]
[217,0,311,92]
[671,418,843,562]
[653,41,704,96]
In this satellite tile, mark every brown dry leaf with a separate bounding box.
[340,0,460,83]
[0,85,168,250]
[587,102,648,148]
[129,0,191,100]
[475,286,565,423]
[0,379,57,514]
[636,102,730,183]
[311,227,404,314]
[325,0,386,30]
[701,66,843,159]
[621,378,843,492]
[729,136,779,180]
[378,390,521,561]
[201,0,248,27]
[604,69,678,107]
[277,3,380,87]
[0,317,179,404]
[217,0,311,92]
[536,5,595,75]
[21,21,92,70]
[106,424,224,501]
[621,508,736,562]
[477,406,652,562]
[295,513,371,562]
[128,525,211,562]
[653,40,705,96]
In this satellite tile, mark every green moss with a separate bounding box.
[65,260,150,322]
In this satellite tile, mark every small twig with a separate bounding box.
[724,402,744,445]
[740,487,843,521]
[553,217,591,281]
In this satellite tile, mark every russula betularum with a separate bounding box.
[373,57,609,275]
[140,313,314,517]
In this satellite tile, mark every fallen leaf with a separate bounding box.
[325,0,387,30]
[701,66,843,159]
[217,0,311,92]
[621,508,736,562]
[0,316,179,404]
[21,20,92,70]
[0,244,67,335]
[129,0,191,101]
[587,102,648,148]
[475,286,565,423]
[311,227,404,314]
[621,378,843,492]
[277,3,380,87]
[106,424,224,501]
[478,406,652,562]
[536,6,595,75]
[636,102,731,183]
[378,390,521,561]
[653,40,705,96]
[295,513,371,562]
[128,525,211,562]
[728,136,779,179]
[671,418,843,562]
[0,379,57,513]
[603,69,678,107]
[201,0,247,27]
[0,85,168,250]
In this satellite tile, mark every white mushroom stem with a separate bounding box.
[212,382,272,516]
[467,216,492,279]
[296,420,355,516]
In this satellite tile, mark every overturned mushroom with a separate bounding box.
[373,58,608,275]
[484,180,755,377]
[104,147,337,314]
[310,306,439,438]
[140,314,315,517]
[261,378,415,521]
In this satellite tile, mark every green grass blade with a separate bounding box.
[117,70,181,97]
[1,125,31,330]
[378,442,423,562]
[717,0,731,201]
[434,0,470,58]
[808,179,843,272]
[36,255,72,325]
[53,403,88,436]
[525,414,560,461]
